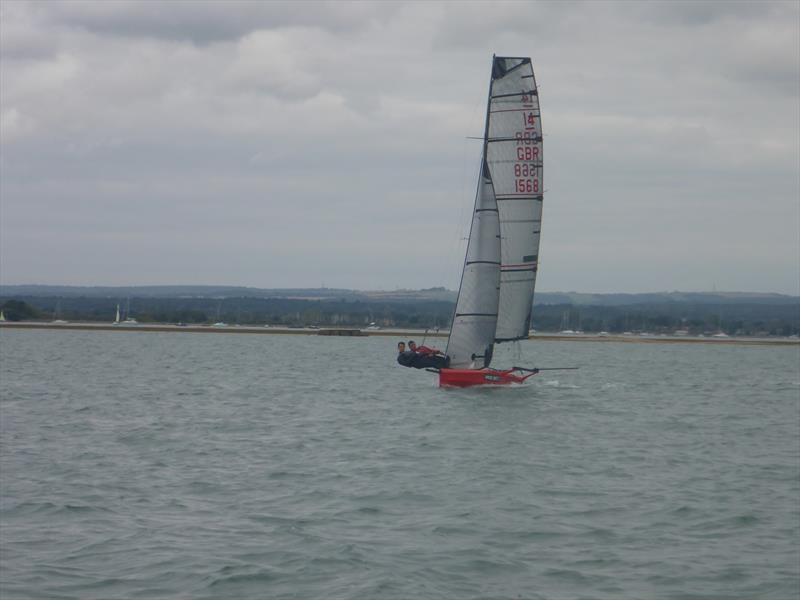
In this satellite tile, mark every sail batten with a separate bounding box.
[445,55,543,369]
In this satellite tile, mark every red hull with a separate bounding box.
[438,368,537,388]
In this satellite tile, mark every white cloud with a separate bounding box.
[0,107,35,142]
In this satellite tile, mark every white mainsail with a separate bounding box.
[489,57,543,341]
[446,55,543,367]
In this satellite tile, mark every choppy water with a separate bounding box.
[1,329,798,599]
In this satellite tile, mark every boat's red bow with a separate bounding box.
[438,367,538,388]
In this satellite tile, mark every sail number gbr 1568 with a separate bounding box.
[514,129,539,194]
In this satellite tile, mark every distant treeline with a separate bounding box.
[532,303,798,337]
[2,295,798,336]
[0,296,454,329]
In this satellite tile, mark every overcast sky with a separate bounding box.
[1,0,798,293]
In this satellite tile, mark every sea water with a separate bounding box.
[1,329,798,599]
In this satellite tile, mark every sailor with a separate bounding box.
[396,341,416,367]
[407,340,449,369]
[408,340,444,357]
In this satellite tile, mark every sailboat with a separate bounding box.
[439,55,543,387]
[114,304,121,324]
[120,298,138,325]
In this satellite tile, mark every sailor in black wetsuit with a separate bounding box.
[396,341,417,367]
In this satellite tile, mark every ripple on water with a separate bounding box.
[1,331,798,600]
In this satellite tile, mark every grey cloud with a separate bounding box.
[627,0,781,26]
[0,2,60,59]
[39,0,402,44]
[1,0,797,293]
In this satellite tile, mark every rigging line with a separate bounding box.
[435,134,469,294]
[437,90,486,294]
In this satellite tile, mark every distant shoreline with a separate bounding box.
[1,322,797,347]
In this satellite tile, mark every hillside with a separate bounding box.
[1,285,796,306]
[1,285,797,336]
